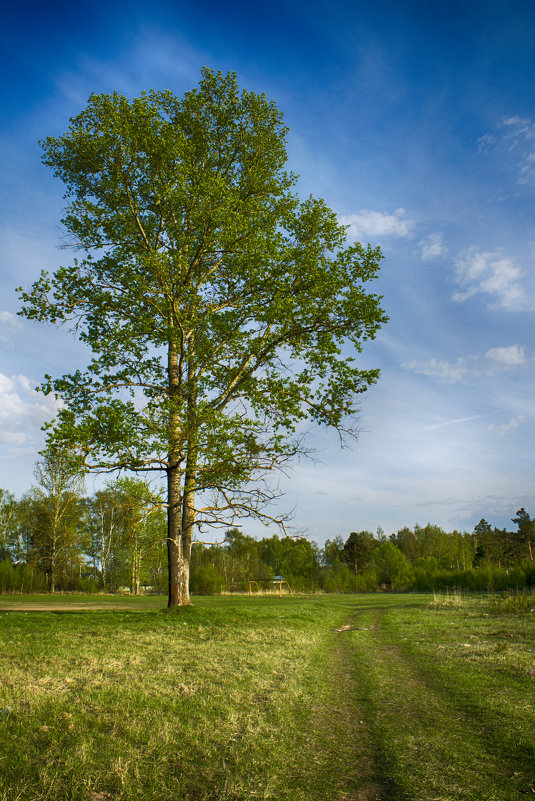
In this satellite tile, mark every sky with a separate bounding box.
[1,0,535,543]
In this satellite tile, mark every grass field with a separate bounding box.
[0,592,534,800]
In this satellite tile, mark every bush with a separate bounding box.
[190,565,223,595]
[323,564,356,593]
[0,560,16,594]
[489,589,535,614]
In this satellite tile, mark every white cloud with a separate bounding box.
[0,311,22,329]
[419,232,448,262]
[403,345,528,383]
[0,373,59,452]
[485,345,526,367]
[452,248,532,310]
[488,416,525,436]
[340,208,417,240]
[402,357,469,383]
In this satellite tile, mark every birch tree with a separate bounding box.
[27,450,84,592]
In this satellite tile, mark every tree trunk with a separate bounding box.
[167,460,189,606]
[180,420,197,603]
[166,312,194,607]
[130,544,136,595]
[49,533,56,594]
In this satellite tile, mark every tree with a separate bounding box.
[85,478,166,592]
[343,530,376,573]
[512,508,535,562]
[112,477,166,594]
[322,536,345,569]
[371,541,412,589]
[25,450,85,592]
[85,486,121,590]
[18,68,387,606]
[0,489,18,562]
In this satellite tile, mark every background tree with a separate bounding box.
[512,508,535,562]
[24,450,84,592]
[371,541,413,590]
[85,486,121,590]
[342,530,376,574]
[112,477,166,594]
[0,489,18,562]
[389,526,418,564]
[322,536,345,570]
[18,69,387,605]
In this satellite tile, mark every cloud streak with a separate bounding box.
[488,416,525,436]
[479,115,535,185]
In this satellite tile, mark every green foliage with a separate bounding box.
[20,449,85,592]
[5,454,535,596]
[489,588,535,614]
[190,564,223,595]
[342,530,376,573]
[371,541,413,589]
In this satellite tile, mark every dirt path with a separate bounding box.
[0,603,141,611]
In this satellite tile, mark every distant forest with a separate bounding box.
[1,472,534,594]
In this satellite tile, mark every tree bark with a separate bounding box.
[167,311,190,606]
[49,531,56,594]
[167,459,186,606]
[178,364,197,605]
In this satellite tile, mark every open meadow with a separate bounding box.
[0,592,534,801]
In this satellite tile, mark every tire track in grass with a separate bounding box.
[304,604,405,801]
[270,611,383,801]
[325,635,396,800]
[337,602,529,801]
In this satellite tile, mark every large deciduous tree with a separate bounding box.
[19,68,387,606]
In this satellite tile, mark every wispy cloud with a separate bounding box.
[0,373,59,452]
[403,345,528,383]
[452,247,532,310]
[500,116,535,184]
[53,27,205,107]
[479,116,535,185]
[340,208,417,240]
[488,415,525,436]
[403,357,469,383]
[419,232,448,262]
[0,311,22,330]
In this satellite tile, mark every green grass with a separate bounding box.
[0,593,534,800]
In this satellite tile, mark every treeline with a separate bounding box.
[192,515,535,594]
[321,516,535,592]
[1,452,534,594]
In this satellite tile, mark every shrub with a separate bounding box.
[190,565,223,595]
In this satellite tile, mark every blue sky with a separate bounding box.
[1,0,535,542]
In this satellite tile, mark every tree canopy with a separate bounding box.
[18,68,387,605]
